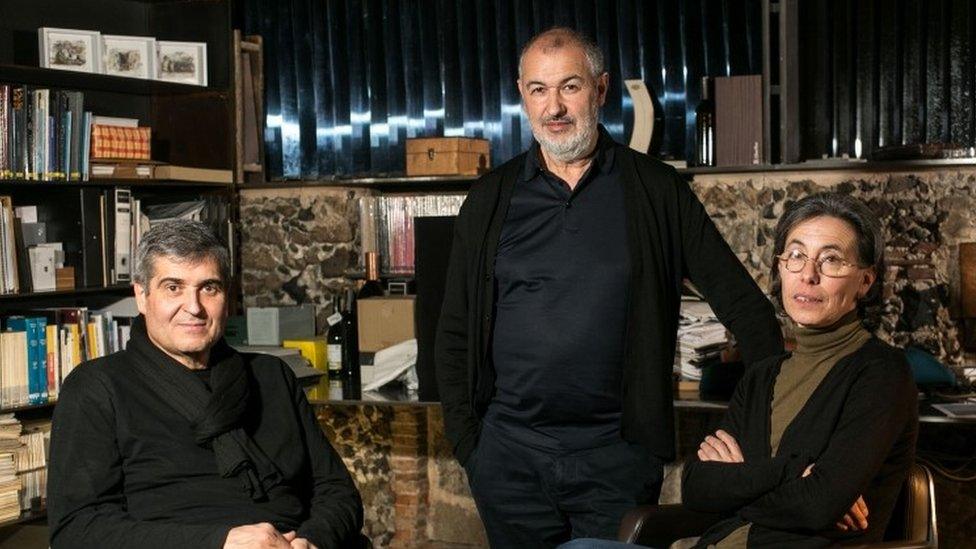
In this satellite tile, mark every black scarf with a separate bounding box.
[126,316,282,500]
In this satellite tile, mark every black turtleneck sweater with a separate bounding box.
[48,327,363,549]
[682,317,918,548]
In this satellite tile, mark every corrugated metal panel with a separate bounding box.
[245,0,764,179]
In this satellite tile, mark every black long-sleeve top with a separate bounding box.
[435,136,784,465]
[681,338,918,547]
[48,348,363,549]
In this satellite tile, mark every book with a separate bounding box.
[5,317,47,405]
[0,85,8,178]
[153,164,233,183]
[91,115,138,128]
[89,160,157,179]
[113,188,131,283]
[0,331,28,408]
[90,125,151,161]
[0,196,19,294]
[78,188,103,288]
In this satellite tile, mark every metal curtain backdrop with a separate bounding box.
[243,0,763,180]
[799,0,976,160]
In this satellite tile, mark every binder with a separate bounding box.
[113,188,131,283]
[78,188,103,288]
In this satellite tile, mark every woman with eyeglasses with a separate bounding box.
[680,192,918,547]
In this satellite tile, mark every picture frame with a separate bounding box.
[156,41,208,86]
[101,35,156,79]
[38,27,101,73]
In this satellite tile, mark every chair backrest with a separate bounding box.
[883,463,938,547]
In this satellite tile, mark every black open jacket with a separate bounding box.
[682,338,919,547]
[434,141,784,465]
[48,339,363,549]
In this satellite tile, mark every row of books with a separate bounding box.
[0,84,90,181]
[358,194,465,274]
[0,191,229,295]
[0,310,133,408]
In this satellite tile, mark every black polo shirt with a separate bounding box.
[484,126,631,452]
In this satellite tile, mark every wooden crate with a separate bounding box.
[405,137,490,176]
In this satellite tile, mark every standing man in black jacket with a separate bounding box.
[48,221,364,549]
[435,27,783,547]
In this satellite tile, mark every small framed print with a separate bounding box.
[38,27,101,73]
[156,41,208,86]
[102,35,156,79]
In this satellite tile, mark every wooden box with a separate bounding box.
[406,137,490,176]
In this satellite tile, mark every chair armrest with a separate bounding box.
[841,542,932,549]
[617,504,727,547]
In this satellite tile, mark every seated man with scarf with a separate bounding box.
[48,221,364,549]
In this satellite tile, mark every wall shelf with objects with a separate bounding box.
[0,64,216,95]
[677,158,976,176]
[238,174,479,192]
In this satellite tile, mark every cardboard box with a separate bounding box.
[246,305,315,346]
[406,137,490,176]
[357,296,415,353]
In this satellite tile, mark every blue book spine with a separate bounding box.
[26,318,41,405]
[35,317,48,403]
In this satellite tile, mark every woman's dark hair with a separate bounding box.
[769,192,885,319]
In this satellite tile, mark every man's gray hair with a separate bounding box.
[133,220,230,288]
[518,27,605,79]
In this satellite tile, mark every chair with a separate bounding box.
[617,463,938,548]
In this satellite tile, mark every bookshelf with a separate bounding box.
[0,0,240,531]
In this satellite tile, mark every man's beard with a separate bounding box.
[532,107,600,163]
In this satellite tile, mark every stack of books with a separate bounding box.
[0,415,21,521]
[15,419,49,512]
[674,298,729,387]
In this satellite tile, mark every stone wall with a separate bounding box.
[690,167,976,370]
[239,187,373,329]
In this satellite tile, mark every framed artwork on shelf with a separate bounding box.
[101,35,156,79]
[38,27,101,73]
[156,41,207,86]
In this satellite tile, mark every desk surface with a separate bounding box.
[308,382,976,425]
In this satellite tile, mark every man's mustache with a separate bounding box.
[542,115,575,124]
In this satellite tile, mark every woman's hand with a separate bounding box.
[835,496,869,531]
[697,429,744,463]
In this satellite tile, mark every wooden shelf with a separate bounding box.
[0,178,232,189]
[0,507,45,530]
[238,174,478,191]
[0,64,225,96]
[0,285,131,302]
[678,158,976,176]
[0,402,55,414]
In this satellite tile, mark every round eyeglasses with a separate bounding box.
[778,249,860,278]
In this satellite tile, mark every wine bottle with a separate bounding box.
[695,76,715,167]
[358,251,384,299]
[326,295,344,379]
[340,288,360,382]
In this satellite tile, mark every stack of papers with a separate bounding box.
[674,299,728,381]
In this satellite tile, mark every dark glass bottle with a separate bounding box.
[358,251,384,299]
[695,76,715,167]
[326,295,344,379]
[340,288,360,384]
